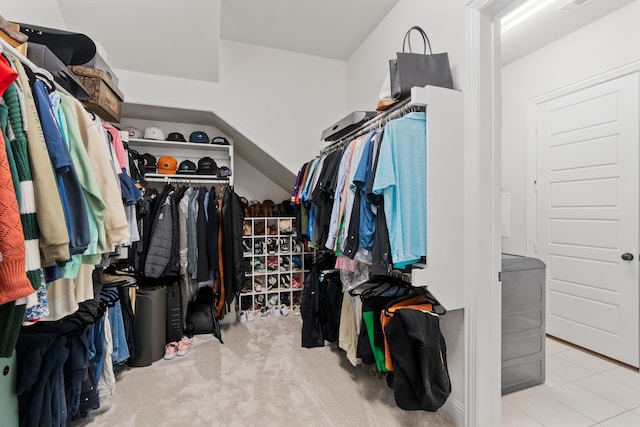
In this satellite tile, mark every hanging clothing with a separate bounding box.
[10,57,70,267]
[372,112,427,268]
[33,79,91,257]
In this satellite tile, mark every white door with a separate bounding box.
[535,72,639,367]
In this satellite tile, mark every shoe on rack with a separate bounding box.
[268,294,279,307]
[252,258,265,273]
[292,241,303,253]
[292,255,302,271]
[280,256,290,272]
[267,275,278,290]
[236,310,247,323]
[243,222,252,236]
[243,239,252,256]
[254,281,262,293]
[279,218,293,234]
[291,277,302,289]
[280,275,290,289]
[279,237,290,252]
[254,240,265,255]
[176,336,192,356]
[266,237,277,254]
[241,280,252,293]
[266,258,278,271]
[164,342,178,360]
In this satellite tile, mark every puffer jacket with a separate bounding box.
[144,193,173,278]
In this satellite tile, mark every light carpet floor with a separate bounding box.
[73,315,455,427]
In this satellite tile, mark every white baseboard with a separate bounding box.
[442,397,464,427]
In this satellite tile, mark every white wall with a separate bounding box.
[115,40,347,176]
[233,156,291,203]
[502,0,640,255]
[346,0,467,112]
[5,4,346,189]
[3,1,67,28]
[345,1,468,424]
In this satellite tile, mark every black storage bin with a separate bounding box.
[128,286,166,367]
[501,254,546,395]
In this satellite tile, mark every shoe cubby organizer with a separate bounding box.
[239,217,315,314]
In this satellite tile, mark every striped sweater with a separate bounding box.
[3,82,42,290]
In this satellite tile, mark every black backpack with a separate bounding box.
[185,286,223,343]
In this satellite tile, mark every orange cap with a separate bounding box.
[157,156,178,174]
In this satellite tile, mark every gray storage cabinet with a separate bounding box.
[501,254,546,395]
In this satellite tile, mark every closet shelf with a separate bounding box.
[127,138,232,152]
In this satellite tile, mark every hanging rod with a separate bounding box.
[144,173,230,185]
[320,95,426,155]
[0,37,72,97]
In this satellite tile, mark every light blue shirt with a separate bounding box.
[372,112,427,268]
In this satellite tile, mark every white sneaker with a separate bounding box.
[271,306,282,318]
[236,311,247,323]
[246,310,255,322]
[279,304,289,316]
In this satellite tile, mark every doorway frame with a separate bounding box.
[465,0,512,425]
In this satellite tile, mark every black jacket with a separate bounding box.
[222,189,245,306]
[301,253,336,348]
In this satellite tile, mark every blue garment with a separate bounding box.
[109,301,130,364]
[373,112,427,268]
[88,318,105,385]
[353,133,376,251]
[120,168,142,205]
[300,158,319,202]
[32,80,91,256]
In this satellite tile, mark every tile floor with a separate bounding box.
[502,337,640,426]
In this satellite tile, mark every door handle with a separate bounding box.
[621,253,634,261]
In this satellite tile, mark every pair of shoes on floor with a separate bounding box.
[237,310,256,323]
[291,304,301,316]
[271,304,289,318]
[164,336,192,359]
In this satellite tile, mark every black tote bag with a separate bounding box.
[389,26,453,100]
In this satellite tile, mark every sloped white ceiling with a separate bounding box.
[56,0,220,82]
[501,0,636,65]
[220,0,398,60]
[53,0,398,83]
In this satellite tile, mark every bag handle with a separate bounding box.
[402,26,433,55]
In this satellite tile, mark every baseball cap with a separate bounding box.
[166,132,186,142]
[157,156,178,174]
[177,159,197,174]
[189,131,209,144]
[218,166,232,178]
[197,156,218,175]
[141,153,157,173]
[211,136,230,145]
[126,127,142,139]
[144,126,165,140]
